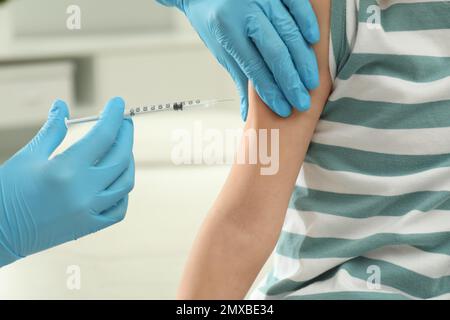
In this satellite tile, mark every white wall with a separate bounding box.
[11,0,172,37]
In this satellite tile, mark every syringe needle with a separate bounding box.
[65,115,101,126]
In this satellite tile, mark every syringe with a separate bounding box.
[65,98,234,126]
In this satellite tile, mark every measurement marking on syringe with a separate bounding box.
[65,99,234,126]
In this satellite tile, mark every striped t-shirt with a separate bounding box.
[252,0,450,300]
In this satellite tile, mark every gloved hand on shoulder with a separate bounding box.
[157,0,320,120]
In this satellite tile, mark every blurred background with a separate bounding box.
[0,0,269,299]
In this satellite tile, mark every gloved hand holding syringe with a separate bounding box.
[65,98,234,126]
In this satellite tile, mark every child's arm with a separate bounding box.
[177,0,332,299]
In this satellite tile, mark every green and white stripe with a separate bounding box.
[252,0,450,300]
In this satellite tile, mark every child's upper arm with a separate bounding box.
[217,0,333,232]
[176,1,334,300]
[242,0,333,207]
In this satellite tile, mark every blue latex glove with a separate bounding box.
[0,97,135,267]
[156,0,320,120]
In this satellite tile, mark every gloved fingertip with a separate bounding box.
[155,0,183,10]
[101,97,126,118]
[299,60,320,90]
[258,90,291,118]
[109,96,126,110]
[240,107,248,122]
[306,76,320,91]
[49,99,70,119]
[240,95,249,121]
[295,93,311,112]
[306,27,321,44]
[272,100,292,118]
[278,109,292,118]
